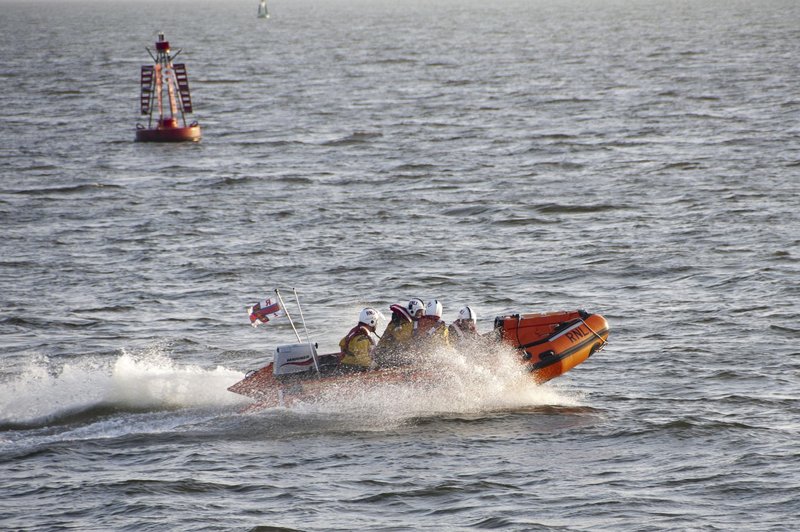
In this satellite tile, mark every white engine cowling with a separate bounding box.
[272,343,316,376]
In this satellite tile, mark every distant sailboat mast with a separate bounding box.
[258,0,269,18]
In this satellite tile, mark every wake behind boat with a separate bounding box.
[228,290,609,410]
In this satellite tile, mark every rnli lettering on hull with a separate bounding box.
[565,328,588,343]
[528,322,609,371]
[550,322,586,343]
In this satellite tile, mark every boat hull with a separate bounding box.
[135,124,201,142]
[229,362,431,411]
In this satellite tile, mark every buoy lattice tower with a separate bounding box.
[136,32,201,142]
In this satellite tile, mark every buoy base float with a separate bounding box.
[136,121,201,142]
[135,33,202,143]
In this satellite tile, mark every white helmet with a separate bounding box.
[359,307,379,328]
[458,306,476,322]
[407,298,425,317]
[426,299,443,318]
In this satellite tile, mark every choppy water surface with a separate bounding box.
[1,0,799,529]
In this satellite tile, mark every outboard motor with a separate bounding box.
[273,343,317,376]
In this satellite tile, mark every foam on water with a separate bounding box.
[244,340,584,432]
[0,345,248,429]
[0,338,579,434]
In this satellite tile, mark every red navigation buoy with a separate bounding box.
[135,32,201,142]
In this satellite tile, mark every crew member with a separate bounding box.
[448,306,479,343]
[415,299,449,346]
[339,307,380,369]
[374,298,425,366]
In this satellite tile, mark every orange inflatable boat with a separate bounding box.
[228,309,609,409]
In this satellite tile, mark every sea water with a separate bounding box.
[1,0,799,529]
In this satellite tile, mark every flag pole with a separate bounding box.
[293,287,321,374]
[274,288,302,343]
